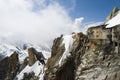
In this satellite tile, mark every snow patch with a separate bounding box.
[17,61,44,80]
[106,11,120,28]
[0,43,18,57]
[18,50,28,63]
[16,44,50,80]
[59,34,74,65]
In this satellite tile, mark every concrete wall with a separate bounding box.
[87,26,111,40]
[112,25,120,42]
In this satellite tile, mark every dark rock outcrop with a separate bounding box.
[0,57,10,80]
[45,32,120,80]
[22,72,39,80]
[0,52,19,80]
[28,47,46,66]
[0,54,5,61]
[106,6,119,22]
[45,35,65,80]
[44,33,88,80]
[36,52,46,65]
[28,48,37,66]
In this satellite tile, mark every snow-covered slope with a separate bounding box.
[59,34,74,66]
[106,11,120,28]
[0,42,51,79]
[0,43,18,57]
[16,49,50,80]
[16,43,51,80]
[17,61,44,80]
[0,37,51,80]
[0,42,28,63]
[0,37,51,61]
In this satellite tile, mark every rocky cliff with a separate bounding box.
[44,32,120,80]
[44,8,120,79]
[0,47,49,80]
[0,52,19,80]
[1,29,120,80]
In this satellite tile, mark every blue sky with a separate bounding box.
[56,0,120,23]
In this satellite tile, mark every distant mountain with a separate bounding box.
[0,37,51,80]
[105,6,120,28]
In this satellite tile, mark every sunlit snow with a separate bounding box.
[59,34,74,66]
[106,11,120,28]
[17,61,44,80]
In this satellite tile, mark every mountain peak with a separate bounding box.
[106,6,119,22]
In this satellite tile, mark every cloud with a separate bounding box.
[0,0,103,48]
[75,17,84,24]
[66,0,76,11]
[0,0,79,46]
[72,17,103,34]
[72,17,84,32]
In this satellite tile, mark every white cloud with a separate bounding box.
[73,17,84,28]
[66,0,76,11]
[0,0,103,48]
[72,17,86,33]
[72,17,103,34]
[0,0,79,46]
[84,22,104,34]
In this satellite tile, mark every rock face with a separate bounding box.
[28,48,37,66]
[36,52,46,65]
[10,52,19,72]
[28,47,46,66]
[44,33,88,80]
[0,52,19,80]
[22,72,39,80]
[0,57,10,80]
[45,35,65,80]
[44,32,120,80]
[106,6,119,22]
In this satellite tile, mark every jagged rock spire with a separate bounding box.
[112,6,119,14]
[106,6,119,22]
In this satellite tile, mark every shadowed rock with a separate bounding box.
[28,47,46,66]
[36,52,46,65]
[0,52,19,80]
[28,48,37,66]
[106,6,119,22]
